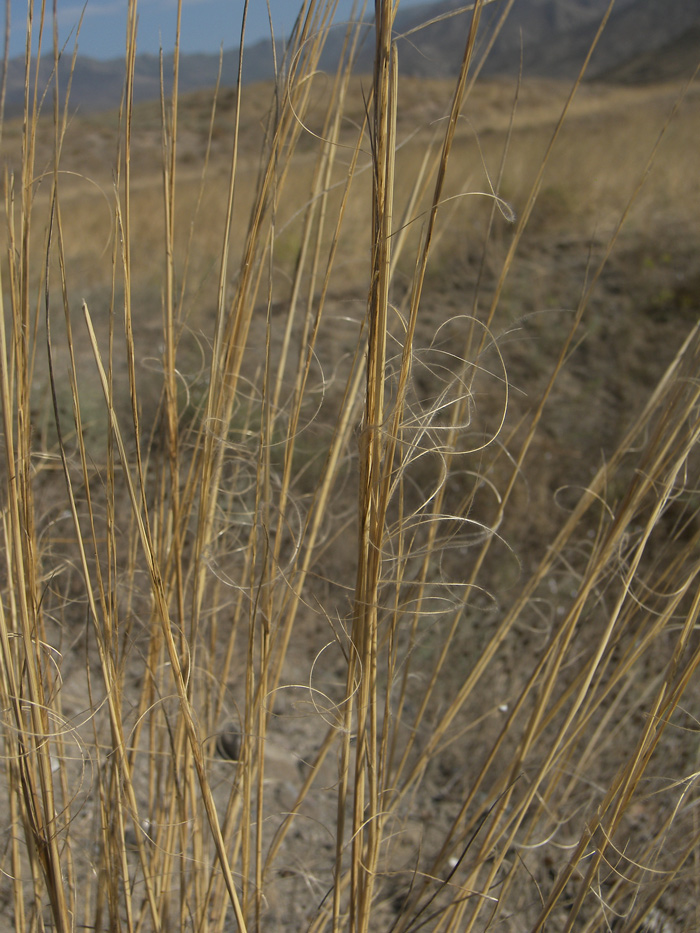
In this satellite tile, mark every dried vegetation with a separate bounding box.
[0,1,699,931]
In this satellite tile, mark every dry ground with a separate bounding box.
[1,67,699,931]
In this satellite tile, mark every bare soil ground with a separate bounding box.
[1,72,699,931]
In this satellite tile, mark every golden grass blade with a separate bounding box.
[2,1,699,930]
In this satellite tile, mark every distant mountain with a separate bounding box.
[338,0,700,81]
[504,0,700,80]
[331,0,639,77]
[1,42,280,117]
[2,0,699,116]
[596,19,700,84]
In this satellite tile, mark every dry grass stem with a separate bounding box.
[0,1,698,931]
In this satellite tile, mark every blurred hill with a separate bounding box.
[3,0,699,115]
[598,20,700,84]
[334,0,699,80]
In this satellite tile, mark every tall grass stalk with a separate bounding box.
[0,0,698,931]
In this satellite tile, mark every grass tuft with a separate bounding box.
[0,1,699,931]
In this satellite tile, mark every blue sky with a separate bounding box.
[3,1,427,61]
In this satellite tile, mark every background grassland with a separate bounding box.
[0,2,699,932]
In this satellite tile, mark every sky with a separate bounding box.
[3,1,428,61]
